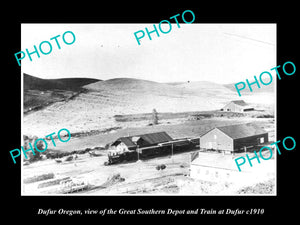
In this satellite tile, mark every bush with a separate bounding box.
[156,164,166,170]
[23,173,54,184]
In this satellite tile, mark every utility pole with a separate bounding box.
[171,143,174,163]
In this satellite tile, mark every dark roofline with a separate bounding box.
[216,123,267,139]
[200,123,268,140]
[200,127,216,137]
[111,131,173,147]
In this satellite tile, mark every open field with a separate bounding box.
[41,117,274,152]
[22,145,275,195]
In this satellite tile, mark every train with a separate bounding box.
[104,138,199,165]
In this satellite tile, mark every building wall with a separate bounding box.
[233,133,269,151]
[116,142,129,152]
[200,128,234,152]
[190,165,239,182]
[222,102,244,113]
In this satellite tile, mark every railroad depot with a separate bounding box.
[106,131,198,165]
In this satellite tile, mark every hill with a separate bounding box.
[23,76,275,136]
[24,73,100,113]
[24,73,100,91]
[223,79,275,94]
[23,77,241,136]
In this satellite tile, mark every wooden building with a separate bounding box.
[221,100,254,112]
[200,123,268,154]
[110,131,173,153]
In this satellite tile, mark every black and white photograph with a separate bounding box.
[4,4,298,220]
[21,23,276,195]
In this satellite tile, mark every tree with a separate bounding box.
[152,108,158,125]
[23,135,43,162]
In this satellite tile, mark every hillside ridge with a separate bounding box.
[24,73,101,91]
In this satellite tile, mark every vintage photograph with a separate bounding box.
[21,23,276,195]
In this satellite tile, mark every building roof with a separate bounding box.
[231,100,248,106]
[216,123,267,140]
[222,100,254,109]
[111,132,173,148]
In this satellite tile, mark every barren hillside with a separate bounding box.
[24,73,100,113]
[23,76,273,136]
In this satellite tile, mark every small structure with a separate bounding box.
[221,100,254,112]
[200,123,268,154]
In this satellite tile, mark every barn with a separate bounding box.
[200,123,268,154]
[221,100,254,112]
[110,131,173,153]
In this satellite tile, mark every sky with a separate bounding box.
[21,23,276,84]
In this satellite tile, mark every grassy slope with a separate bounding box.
[24,73,100,91]
[23,76,274,137]
[24,73,100,112]
[223,79,275,94]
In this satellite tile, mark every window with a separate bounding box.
[214,135,217,139]
[260,137,265,143]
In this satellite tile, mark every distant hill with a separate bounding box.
[84,78,234,96]
[23,76,275,136]
[24,73,100,113]
[24,73,100,91]
[223,79,275,94]
[84,77,176,93]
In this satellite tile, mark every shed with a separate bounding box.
[221,100,254,112]
[200,123,268,154]
[110,131,173,152]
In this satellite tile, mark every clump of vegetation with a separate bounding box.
[237,179,275,194]
[152,108,159,125]
[23,173,54,184]
[23,135,44,162]
[156,164,167,170]
[45,148,93,159]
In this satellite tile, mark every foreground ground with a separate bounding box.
[22,150,275,195]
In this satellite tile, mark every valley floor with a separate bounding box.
[22,116,275,196]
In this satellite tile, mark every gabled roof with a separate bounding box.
[230,100,248,106]
[216,123,267,140]
[111,132,173,148]
[140,132,173,144]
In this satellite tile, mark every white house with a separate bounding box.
[190,152,275,185]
